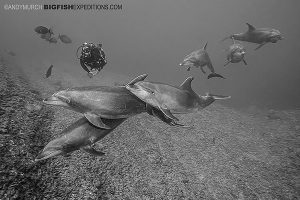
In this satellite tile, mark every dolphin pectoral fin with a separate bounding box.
[243,59,247,65]
[207,73,225,79]
[81,146,105,156]
[187,67,191,71]
[255,42,267,50]
[146,104,154,116]
[159,105,179,122]
[84,113,111,129]
[126,74,148,86]
[200,66,206,74]
[151,106,186,127]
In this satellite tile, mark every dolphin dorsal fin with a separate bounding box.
[246,23,255,32]
[179,77,194,91]
[203,42,208,50]
[126,74,148,86]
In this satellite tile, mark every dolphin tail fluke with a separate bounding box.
[208,93,231,100]
[220,35,233,43]
[207,73,225,79]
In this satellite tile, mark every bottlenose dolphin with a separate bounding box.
[224,39,247,66]
[43,85,179,128]
[222,23,283,50]
[125,74,231,124]
[35,117,126,161]
[43,86,146,129]
[179,43,225,79]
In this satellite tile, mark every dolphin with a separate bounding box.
[35,117,126,162]
[224,38,247,66]
[125,74,231,124]
[222,23,283,50]
[179,43,225,79]
[43,86,146,129]
[43,84,180,129]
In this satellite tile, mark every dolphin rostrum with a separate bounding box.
[179,43,225,79]
[224,38,247,66]
[222,23,283,50]
[35,117,126,161]
[125,74,231,124]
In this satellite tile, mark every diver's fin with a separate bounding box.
[84,112,111,129]
[81,146,105,156]
[126,74,148,86]
[243,59,247,65]
[246,23,255,32]
[207,73,225,79]
[224,60,231,66]
[254,42,267,50]
[179,77,194,91]
[203,42,208,50]
[208,93,231,100]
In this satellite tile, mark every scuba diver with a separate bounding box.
[77,42,107,78]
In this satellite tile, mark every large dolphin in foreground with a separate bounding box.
[222,23,283,50]
[179,43,225,79]
[125,74,231,124]
[224,39,247,66]
[43,86,146,129]
[35,117,126,161]
[43,84,183,129]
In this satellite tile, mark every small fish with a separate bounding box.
[45,65,53,78]
[34,26,50,34]
[58,34,72,44]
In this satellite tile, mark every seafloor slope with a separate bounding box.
[0,62,299,199]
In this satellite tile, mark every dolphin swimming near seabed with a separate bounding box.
[43,83,182,129]
[222,23,283,50]
[35,117,126,161]
[179,43,225,79]
[224,38,247,66]
[125,74,231,124]
[43,86,146,129]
